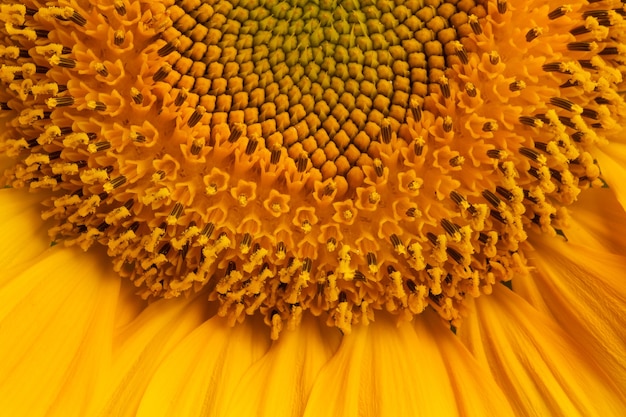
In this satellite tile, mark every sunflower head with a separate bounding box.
[1,0,624,338]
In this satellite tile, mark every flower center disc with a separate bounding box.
[1,0,624,337]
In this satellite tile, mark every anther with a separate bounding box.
[439,76,450,98]
[97,222,110,232]
[465,83,477,97]
[550,97,577,112]
[88,101,107,111]
[158,242,171,256]
[277,241,287,255]
[152,65,170,82]
[270,148,281,164]
[413,137,424,156]
[190,139,203,155]
[228,123,245,143]
[245,137,258,155]
[114,0,127,15]
[390,234,404,250]
[241,233,252,250]
[453,41,468,64]
[468,15,482,35]
[482,190,502,208]
[450,190,466,205]
[542,62,568,73]
[168,203,184,224]
[106,175,127,190]
[201,222,215,239]
[380,119,392,144]
[443,116,453,133]
[482,121,498,132]
[581,108,599,120]
[489,52,500,65]
[90,141,111,152]
[525,27,541,42]
[55,57,76,68]
[95,63,108,77]
[157,42,177,57]
[534,142,549,153]
[302,257,312,273]
[174,89,187,106]
[519,116,543,127]
[410,99,422,121]
[449,155,464,167]
[519,147,543,162]
[497,0,507,14]
[441,219,460,236]
[509,81,526,91]
[114,29,125,46]
[47,96,74,108]
[487,149,505,159]
[187,106,205,128]
[130,88,143,104]
[570,25,590,36]
[599,47,619,56]
[374,158,384,177]
[567,42,596,52]
[69,10,87,26]
[495,186,514,201]
[296,155,308,172]
[446,248,464,265]
[548,5,572,20]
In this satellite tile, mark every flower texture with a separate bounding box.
[1,0,626,415]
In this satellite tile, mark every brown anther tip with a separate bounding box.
[114,29,125,46]
[548,5,571,20]
[454,42,469,64]
[465,83,477,97]
[482,121,498,132]
[187,106,206,128]
[114,1,127,16]
[497,0,507,14]
[380,119,392,143]
[70,11,87,26]
[468,15,482,35]
[131,88,143,105]
[228,123,245,143]
[438,76,450,98]
[525,27,541,42]
[158,42,177,57]
[488,51,500,65]
[152,65,170,82]
[410,99,422,121]
[443,116,453,132]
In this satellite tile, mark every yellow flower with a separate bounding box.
[1,0,626,415]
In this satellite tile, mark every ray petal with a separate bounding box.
[458,287,626,417]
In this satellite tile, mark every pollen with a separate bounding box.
[1,0,625,338]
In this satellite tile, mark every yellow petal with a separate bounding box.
[0,246,120,417]
[458,288,626,416]
[303,315,460,417]
[221,315,341,417]
[421,310,516,417]
[100,294,208,416]
[136,315,271,417]
[596,144,626,212]
[0,188,50,270]
[562,187,626,255]
[517,234,626,397]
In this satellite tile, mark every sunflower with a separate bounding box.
[1,0,625,415]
